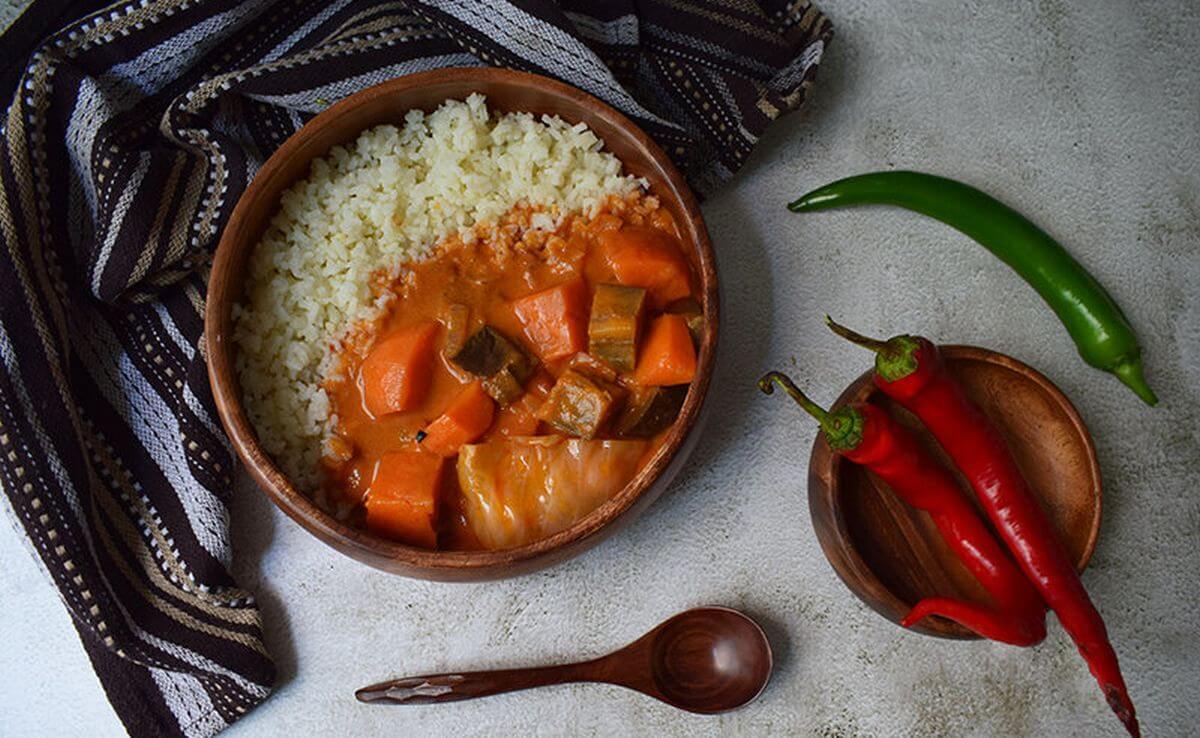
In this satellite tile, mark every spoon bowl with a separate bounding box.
[356,607,772,714]
[646,607,773,713]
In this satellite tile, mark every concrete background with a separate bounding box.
[2,0,1198,736]
[0,1,22,27]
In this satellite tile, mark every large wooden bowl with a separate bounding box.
[206,68,718,581]
[808,346,1101,639]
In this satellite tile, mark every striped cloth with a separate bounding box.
[0,1,830,735]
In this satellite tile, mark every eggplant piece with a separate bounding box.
[450,325,535,404]
[482,368,527,406]
[588,284,646,372]
[615,385,687,438]
[666,296,704,346]
[565,352,619,384]
[535,369,624,439]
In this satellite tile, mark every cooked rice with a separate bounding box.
[232,94,645,490]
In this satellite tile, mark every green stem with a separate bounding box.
[824,315,890,354]
[758,371,866,451]
[758,372,834,431]
[824,316,922,382]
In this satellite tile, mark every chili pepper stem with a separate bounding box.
[787,184,842,211]
[758,372,833,429]
[825,316,922,382]
[824,315,891,354]
[758,371,866,451]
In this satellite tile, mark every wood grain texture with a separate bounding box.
[808,346,1102,640]
[205,68,718,581]
[355,607,771,714]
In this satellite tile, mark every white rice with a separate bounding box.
[232,94,645,490]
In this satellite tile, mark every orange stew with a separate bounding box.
[322,193,702,550]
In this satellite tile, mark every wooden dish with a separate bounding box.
[205,68,718,581]
[808,346,1101,639]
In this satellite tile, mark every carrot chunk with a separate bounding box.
[512,278,589,361]
[360,321,439,417]
[635,314,697,386]
[420,381,496,457]
[598,226,692,306]
[364,449,443,547]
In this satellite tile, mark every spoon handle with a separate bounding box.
[355,660,599,705]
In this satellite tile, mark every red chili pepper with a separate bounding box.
[826,319,1139,738]
[758,372,1046,646]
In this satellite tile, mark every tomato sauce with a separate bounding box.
[321,193,700,550]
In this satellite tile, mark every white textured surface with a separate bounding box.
[2,1,1198,736]
[0,1,24,29]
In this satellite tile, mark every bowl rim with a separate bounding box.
[205,67,719,577]
[806,344,1102,639]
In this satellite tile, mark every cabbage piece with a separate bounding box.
[457,436,647,549]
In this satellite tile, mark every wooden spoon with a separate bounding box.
[355,607,772,714]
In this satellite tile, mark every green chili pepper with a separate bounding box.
[789,171,1157,406]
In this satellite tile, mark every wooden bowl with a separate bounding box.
[205,68,718,581]
[808,346,1101,639]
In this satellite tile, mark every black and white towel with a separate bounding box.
[0,1,830,735]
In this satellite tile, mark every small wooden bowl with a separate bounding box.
[205,69,718,581]
[808,346,1101,639]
